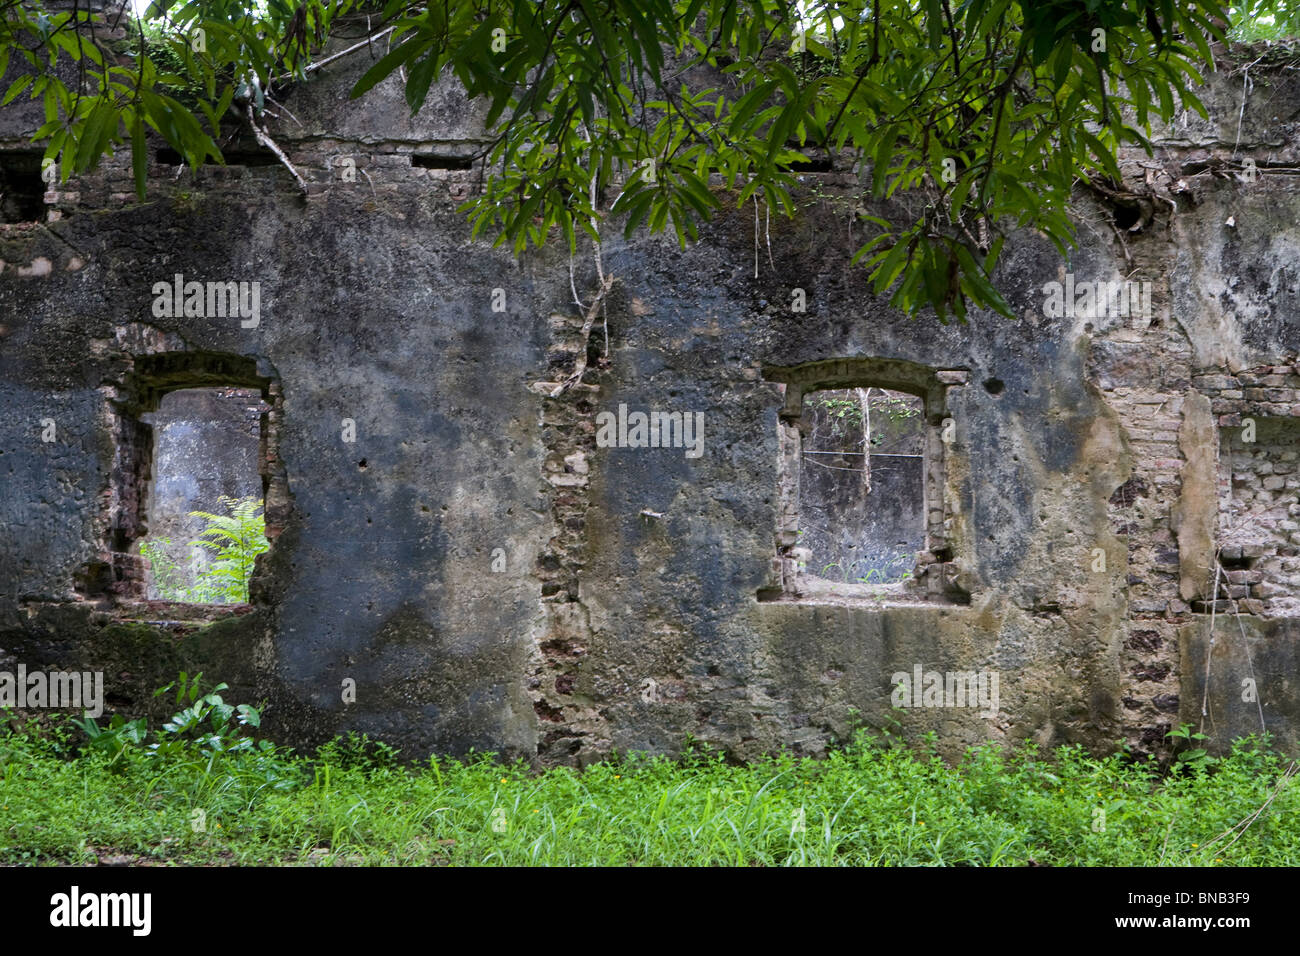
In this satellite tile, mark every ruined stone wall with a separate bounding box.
[1199,369,1300,618]
[800,453,925,582]
[2,26,1300,764]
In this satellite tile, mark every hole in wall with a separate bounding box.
[0,150,48,223]
[412,153,474,170]
[983,378,1004,395]
[788,152,834,173]
[155,147,280,167]
[87,349,287,606]
[762,358,969,605]
[137,387,269,604]
[1112,203,1142,231]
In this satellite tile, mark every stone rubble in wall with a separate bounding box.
[528,310,612,763]
[1197,360,1300,618]
[1093,313,1192,755]
[26,137,491,223]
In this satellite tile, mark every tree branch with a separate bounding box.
[548,271,615,398]
[243,104,307,194]
[269,26,396,85]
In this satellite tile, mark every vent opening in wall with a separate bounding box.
[788,151,834,173]
[155,146,280,167]
[412,153,475,170]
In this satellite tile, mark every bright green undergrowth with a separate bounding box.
[2,697,1295,866]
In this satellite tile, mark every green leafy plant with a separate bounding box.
[821,552,915,584]
[856,553,917,583]
[137,495,267,604]
[810,392,922,451]
[137,535,189,600]
[823,558,860,582]
[73,671,269,764]
[6,709,1299,865]
[1166,723,1217,770]
[68,713,147,772]
[814,394,920,436]
[314,731,404,774]
[857,565,914,583]
[1230,1,1300,40]
[148,671,268,757]
[186,495,269,604]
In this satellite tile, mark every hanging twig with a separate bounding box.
[856,387,872,496]
[1201,560,1221,734]
[1233,65,1252,158]
[565,120,613,361]
[569,253,585,311]
[548,273,616,398]
[765,200,774,270]
[243,105,308,194]
[582,122,610,359]
[264,93,304,128]
[270,26,397,85]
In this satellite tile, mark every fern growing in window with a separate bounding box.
[137,496,268,604]
[186,496,269,604]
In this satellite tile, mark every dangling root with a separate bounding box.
[549,273,616,398]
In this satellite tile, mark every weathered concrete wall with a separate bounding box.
[2,28,1300,764]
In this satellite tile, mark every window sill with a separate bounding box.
[757,573,966,607]
[109,600,256,624]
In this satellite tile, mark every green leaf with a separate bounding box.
[74,99,114,173]
[728,80,779,137]
[130,114,147,200]
[2,74,32,107]
[871,127,899,196]
[352,36,428,100]
[870,237,911,295]
[405,51,441,115]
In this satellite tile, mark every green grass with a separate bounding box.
[0,718,1296,866]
